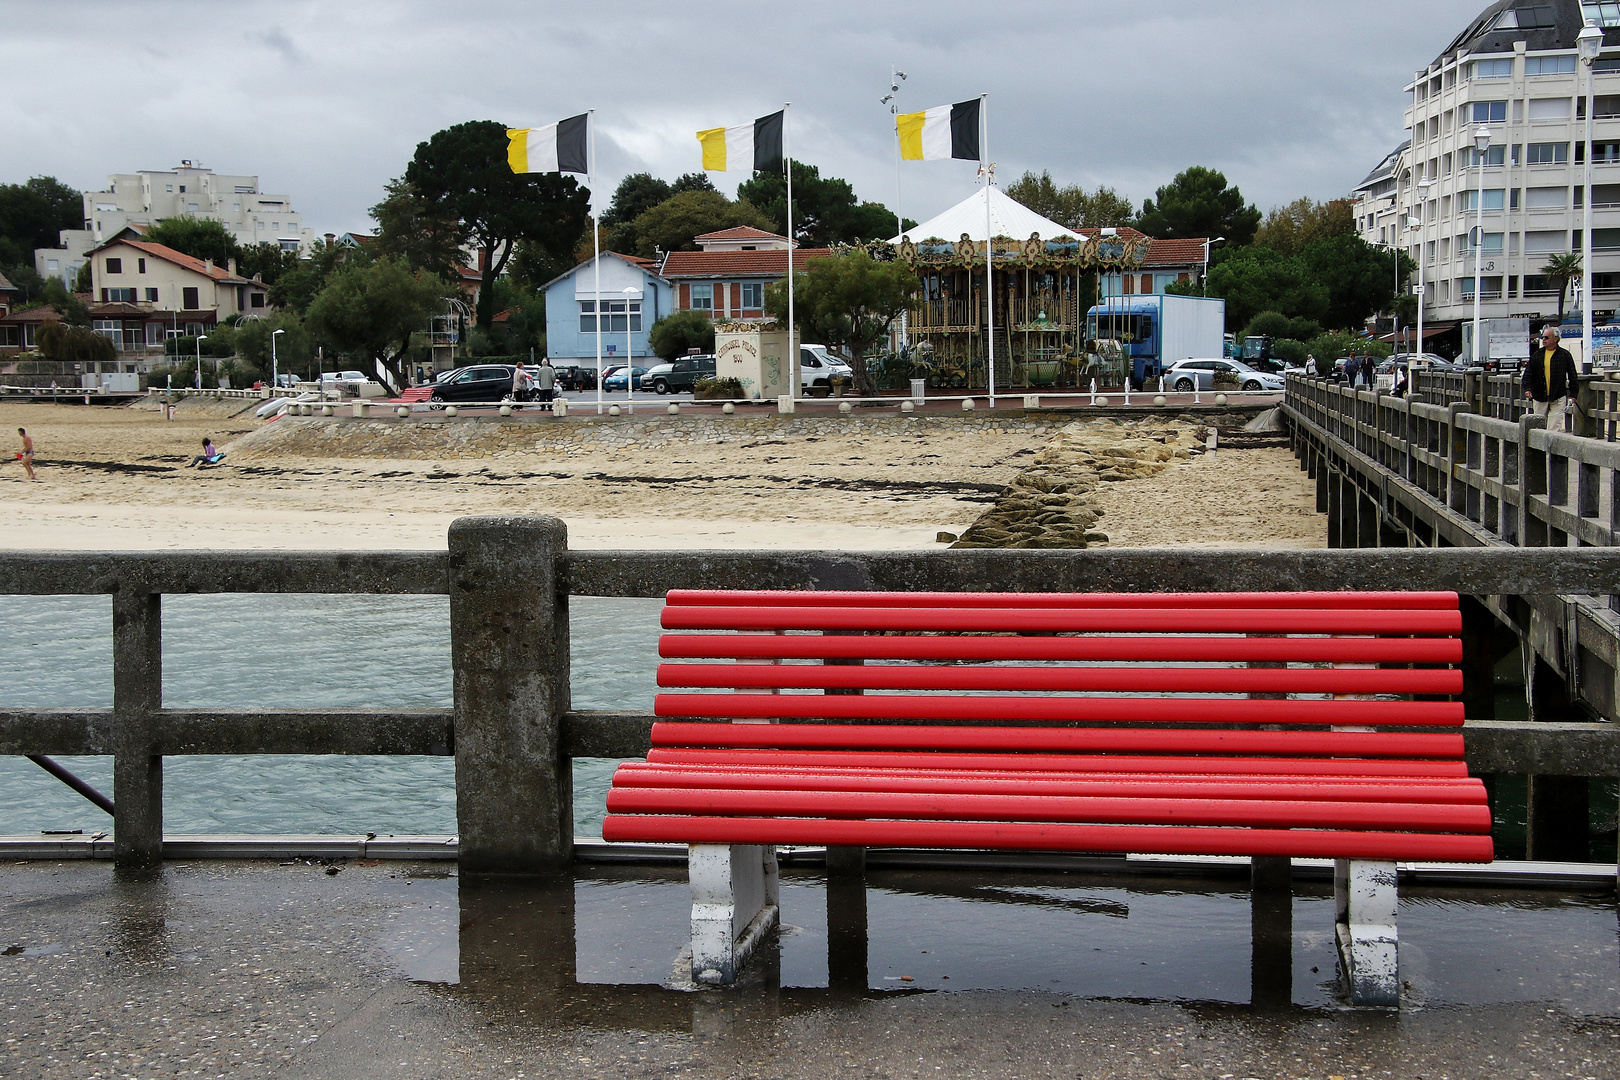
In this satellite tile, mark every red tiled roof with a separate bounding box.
[694,225,789,242]
[660,248,833,279]
[89,239,255,284]
[456,265,482,281]
[0,306,64,324]
[1072,228,1210,267]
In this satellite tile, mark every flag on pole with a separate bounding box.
[507,114,590,174]
[696,110,784,172]
[896,99,981,161]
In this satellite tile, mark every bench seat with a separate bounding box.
[601,589,1493,1004]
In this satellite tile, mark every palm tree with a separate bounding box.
[1541,252,1583,321]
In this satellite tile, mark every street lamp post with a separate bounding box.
[1471,125,1493,365]
[195,334,207,389]
[1415,179,1432,365]
[623,286,638,413]
[1580,19,1603,372]
[1201,237,1226,296]
[271,328,285,388]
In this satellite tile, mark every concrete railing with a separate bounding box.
[5,517,1620,872]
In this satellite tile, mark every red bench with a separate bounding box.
[601,589,1493,1005]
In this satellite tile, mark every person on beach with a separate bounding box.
[1524,325,1578,430]
[535,357,556,407]
[17,428,35,480]
[188,438,224,467]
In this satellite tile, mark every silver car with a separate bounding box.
[1165,358,1285,393]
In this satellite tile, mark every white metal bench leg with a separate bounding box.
[1334,859,1399,1006]
[689,843,780,985]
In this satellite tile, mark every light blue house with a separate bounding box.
[543,253,673,363]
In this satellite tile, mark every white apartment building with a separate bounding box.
[34,161,317,287]
[1354,1,1620,340]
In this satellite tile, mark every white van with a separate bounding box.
[800,344,853,394]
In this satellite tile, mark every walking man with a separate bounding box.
[17,427,35,480]
[1524,325,1578,430]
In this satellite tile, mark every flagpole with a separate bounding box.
[590,109,604,415]
[785,101,797,400]
[982,93,995,408]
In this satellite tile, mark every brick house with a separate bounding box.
[657,227,833,321]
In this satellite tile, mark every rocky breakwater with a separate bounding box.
[949,418,1203,548]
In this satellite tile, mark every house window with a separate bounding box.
[1526,142,1569,165]
[145,288,159,302]
[250,293,265,308]
[106,288,136,302]
[689,284,713,312]
[278,239,300,251]
[46,259,58,271]
[1140,274,1153,294]
[579,300,644,333]
[1469,232,1504,255]
[105,258,122,274]
[1528,97,1572,122]
[1463,145,1506,167]
[187,203,199,212]
[1472,58,1513,79]
[740,282,763,309]
[137,258,146,273]
[1471,100,1507,124]
[1525,55,1577,76]
[165,184,174,193]
[145,323,165,347]
[1459,189,1506,211]
[1582,2,1620,29]
[182,287,199,309]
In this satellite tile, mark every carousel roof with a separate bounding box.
[891,186,1080,244]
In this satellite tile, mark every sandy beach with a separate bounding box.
[0,399,1323,552]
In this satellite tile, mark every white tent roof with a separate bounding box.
[891,186,1080,244]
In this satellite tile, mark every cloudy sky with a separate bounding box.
[2,0,1488,234]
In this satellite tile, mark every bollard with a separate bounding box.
[1089,377,1097,405]
[445,405,458,418]
[899,399,914,413]
[1215,393,1228,405]
[838,401,853,414]
[962,398,975,411]
[1022,394,1040,409]
[722,402,735,415]
[499,404,512,417]
[778,395,796,414]
[552,398,568,417]
[395,405,410,418]
[112,589,163,870]
[608,404,621,416]
[321,403,334,417]
[352,401,370,418]
[1123,383,1131,406]
[667,402,680,415]
[1153,395,1166,406]
[1096,395,1109,407]
[449,516,573,873]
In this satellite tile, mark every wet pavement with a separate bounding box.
[3,858,1618,1078]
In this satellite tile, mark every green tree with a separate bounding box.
[369,176,471,280]
[670,172,716,196]
[1005,171,1135,230]
[0,176,80,272]
[1541,252,1583,321]
[647,309,715,360]
[1167,246,1328,330]
[404,119,591,328]
[305,257,447,390]
[766,250,918,395]
[72,261,92,293]
[236,242,302,285]
[235,311,312,375]
[41,278,91,326]
[144,218,242,266]
[1136,166,1261,245]
[1253,197,1356,256]
[629,190,774,258]
[604,173,673,226]
[1299,234,1408,330]
[270,239,357,313]
[737,161,908,246]
[37,321,115,362]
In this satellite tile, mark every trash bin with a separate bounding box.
[910,378,926,403]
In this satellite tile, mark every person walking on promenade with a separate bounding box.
[1524,325,1578,430]
[512,361,533,402]
[535,357,556,408]
[17,428,35,480]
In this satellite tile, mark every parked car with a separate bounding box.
[640,354,717,394]
[427,364,518,408]
[602,365,648,392]
[1164,358,1284,392]
[553,363,596,392]
[800,344,854,394]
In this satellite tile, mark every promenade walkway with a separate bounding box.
[3,859,1616,1079]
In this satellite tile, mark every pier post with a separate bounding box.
[450,515,573,874]
[1458,597,1498,722]
[112,588,163,870]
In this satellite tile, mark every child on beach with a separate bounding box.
[17,428,35,480]
[188,438,225,467]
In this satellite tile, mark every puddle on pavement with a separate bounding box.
[374,865,1620,1024]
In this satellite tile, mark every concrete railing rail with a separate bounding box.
[5,519,1620,871]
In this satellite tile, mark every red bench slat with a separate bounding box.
[659,633,1464,665]
[654,694,1464,727]
[649,721,1465,757]
[646,747,1472,778]
[665,590,1462,611]
[661,606,1463,636]
[656,662,1463,697]
[600,814,1497,863]
[605,786,1492,833]
[611,763,1488,805]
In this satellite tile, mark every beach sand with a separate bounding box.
[0,401,1323,551]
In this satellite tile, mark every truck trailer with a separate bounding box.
[1086,294,1227,390]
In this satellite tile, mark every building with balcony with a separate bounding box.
[1356,1,1620,344]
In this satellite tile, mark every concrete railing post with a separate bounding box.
[112,589,163,870]
[449,515,573,874]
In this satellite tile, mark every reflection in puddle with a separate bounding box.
[375,865,1620,1027]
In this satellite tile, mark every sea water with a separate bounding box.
[0,594,662,837]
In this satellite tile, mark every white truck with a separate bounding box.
[1086,294,1227,389]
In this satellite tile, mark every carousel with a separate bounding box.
[865,186,1151,390]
